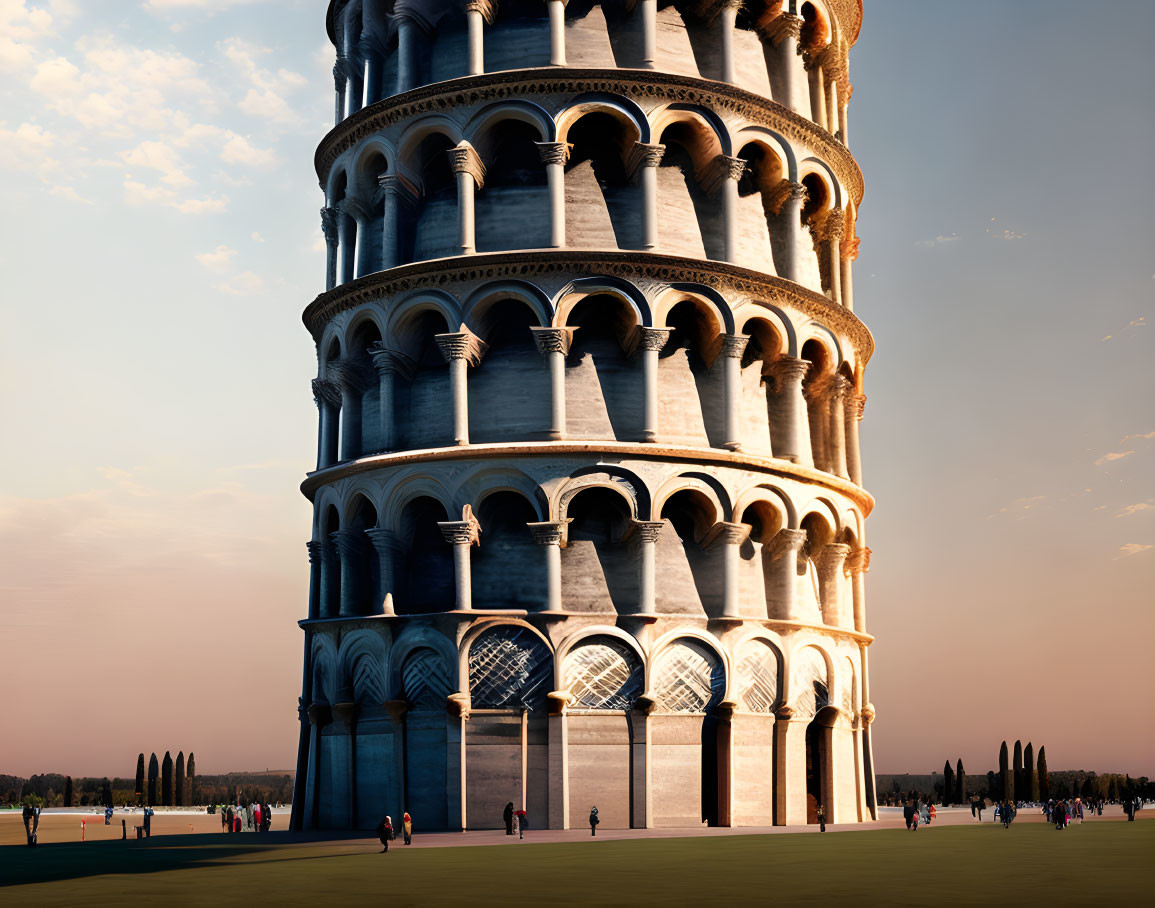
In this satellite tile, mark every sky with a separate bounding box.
[0,1,1152,780]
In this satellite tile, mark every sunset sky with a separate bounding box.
[1,0,1152,780]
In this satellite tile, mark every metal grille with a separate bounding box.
[564,639,644,710]
[402,647,452,712]
[652,640,724,713]
[737,641,780,713]
[792,647,830,720]
[468,626,552,710]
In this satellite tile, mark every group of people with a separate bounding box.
[376,812,413,851]
[1044,798,1083,828]
[901,800,936,830]
[994,801,1017,827]
[219,802,272,834]
[502,802,531,838]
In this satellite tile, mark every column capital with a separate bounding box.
[845,390,866,420]
[448,142,486,188]
[535,141,572,167]
[719,333,750,359]
[547,689,570,716]
[446,692,471,719]
[306,540,323,564]
[332,701,358,730]
[766,178,807,215]
[631,326,671,354]
[464,0,497,23]
[699,153,746,198]
[364,527,405,555]
[626,142,666,179]
[337,195,372,224]
[393,5,435,31]
[311,377,342,408]
[816,542,852,579]
[530,326,576,357]
[328,358,373,393]
[438,518,480,547]
[527,519,571,546]
[846,546,872,576]
[626,519,666,545]
[320,207,339,244]
[434,331,488,366]
[333,55,347,86]
[384,699,409,722]
[703,520,751,549]
[368,342,416,379]
[764,527,807,561]
[821,207,846,242]
[774,703,796,721]
[331,528,370,558]
[761,12,803,46]
[376,173,418,206]
[827,373,850,404]
[766,355,810,389]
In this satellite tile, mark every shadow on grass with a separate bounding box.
[0,832,364,887]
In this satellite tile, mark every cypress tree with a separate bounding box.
[987,770,998,800]
[187,753,196,805]
[64,777,73,808]
[1025,742,1039,801]
[162,752,173,807]
[1013,740,1023,799]
[1000,741,1012,802]
[101,778,112,808]
[175,752,185,806]
[956,759,966,804]
[943,761,954,806]
[147,753,159,806]
[1037,747,1049,800]
[135,754,145,805]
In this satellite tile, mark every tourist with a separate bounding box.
[262,804,272,833]
[225,805,234,833]
[22,805,35,846]
[928,803,936,824]
[1054,800,1065,830]
[516,808,528,838]
[589,806,600,836]
[512,809,520,838]
[377,816,393,852]
[144,805,153,837]
[402,811,412,845]
[919,802,930,827]
[254,802,262,832]
[976,800,983,822]
[911,803,919,831]
[970,800,976,819]
[1044,800,1052,822]
[1002,801,1015,828]
[221,806,228,831]
[903,800,914,830]
[504,802,514,836]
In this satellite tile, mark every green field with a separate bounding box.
[2,822,1150,905]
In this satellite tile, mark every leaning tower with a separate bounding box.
[292,0,875,832]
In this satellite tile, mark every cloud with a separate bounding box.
[220,38,306,128]
[1094,450,1134,466]
[0,0,55,74]
[1115,544,1152,560]
[250,231,264,243]
[1102,317,1146,341]
[49,183,90,202]
[0,120,59,180]
[173,193,228,214]
[195,244,237,272]
[123,176,228,213]
[987,495,1046,519]
[996,229,1025,240]
[915,234,959,248]
[1121,431,1155,442]
[143,0,271,11]
[212,270,264,295]
[219,133,275,167]
[1116,501,1155,518]
[120,139,193,187]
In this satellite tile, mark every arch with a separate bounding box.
[390,623,459,701]
[797,323,843,372]
[310,633,339,705]
[841,654,858,719]
[325,163,352,204]
[735,483,795,531]
[344,307,386,353]
[320,330,344,367]
[465,100,556,155]
[400,645,454,711]
[731,126,797,181]
[555,94,649,146]
[338,629,387,706]
[396,116,465,184]
[385,290,460,358]
[454,466,548,522]
[649,104,731,160]
[472,489,542,610]
[555,469,645,522]
[383,475,454,529]
[562,634,645,710]
[555,278,650,332]
[649,636,726,713]
[659,283,736,336]
[798,156,842,210]
[462,620,555,710]
[652,472,731,524]
[461,280,552,336]
[735,637,783,714]
[790,644,833,720]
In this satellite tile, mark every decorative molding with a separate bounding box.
[434,331,488,365]
[447,142,486,188]
[535,141,571,167]
[719,333,750,359]
[530,326,575,356]
[368,342,417,378]
[699,153,746,198]
[311,377,343,407]
[627,519,666,545]
[527,519,570,546]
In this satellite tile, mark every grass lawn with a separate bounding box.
[1,821,1150,905]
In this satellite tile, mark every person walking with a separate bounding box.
[402,811,412,845]
[254,803,262,832]
[903,800,914,830]
[515,809,527,839]
[504,802,514,836]
[976,800,983,822]
[221,806,228,831]
[144,805,153,838]
[589,806,600,836]
[377,816,393,852]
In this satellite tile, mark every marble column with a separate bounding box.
[377,174,415,270]
[545,0,567,65]
[803,373,830,472]
[530,327,575,439]
[547,691,570,829]
[448,143,485,255]
[635,327,670,443]
[344,198,373,278]
[808,60,827,130]
[630,520,665,615]
[311,378,341,469]
[335,205,357,285]
[435,332,487,446]
[764,528,806,620]
[701,154,746,263]
[824,207,844,305]
[330,360,370,461]
[705,521,751,619]
[719,333,749,450]
[333,528,370,617]
[306,540,323,619]
[766,356,810,465]
[438,515,480,611]
[763,14,803,114]
[321,207,339,291]
[333,57,347,125]
[394,11,425,94]
[629,142,665,250]
[342,7,363,115]
[368,343,414,454]
[816,542,850,626]
[826,374,850,480]
[364,527,401,616]
[638,0,657,69]
[770,180,807,283]
[847,546,870,634]
[464,0,495,76]
[840,232,857,312]
[528,520,570,612]
[535,142,570,248]
[844,390,865,487]
[318,537,339,618]
[717,0,740,83]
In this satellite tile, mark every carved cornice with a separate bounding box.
[527,519,570,546]
[314,69,863,205]
[439,517,481,546]
[301,252,874,366]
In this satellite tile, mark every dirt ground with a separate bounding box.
[0,810,289,846]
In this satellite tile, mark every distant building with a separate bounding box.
[293,0,875,832]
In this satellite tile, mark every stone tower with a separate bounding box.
[293,0,875,832]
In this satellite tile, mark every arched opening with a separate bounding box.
[563,295,641,441]
[564,112,640,249]
[793,645,831,824]
[660,299,719,446]
[346,319,382,456]
[330,170,357,284]
[801,338,832,472]
[344,495,379,616]
[563,635,644,828]
[559,486,636,613]
[740,318,785,456]
[656,122,712,260]
[732,637,781,825]
[740,499,784,618]
[394,308,452,448]
[401,645,454,830]
[472,491,540,609]
[649,638,726,826]
[475,119,550,252]
[735,142,787,274]
[465,625,552,829]
[656,488,718,616]
[357,152,389,276]
[799,510,834,624]
[800,3,831,128]
[410,133,457,262]
[321,505,341,618]
[395,496,453,614]
[469,299,550,442]
[801,173,832,294]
